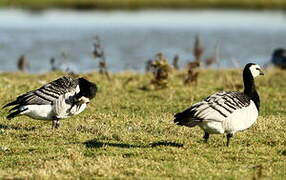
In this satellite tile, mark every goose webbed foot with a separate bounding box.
[226,133,233,147]
[203,132,210,143]
[52,119,60,129]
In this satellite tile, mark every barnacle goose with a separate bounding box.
[3,76,97,128]
[174,63,264,146]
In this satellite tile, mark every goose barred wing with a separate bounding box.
[4,76,79,107]
[174,92,251,124]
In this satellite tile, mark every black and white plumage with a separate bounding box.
[3,76,97,128]
[174,63,264,146]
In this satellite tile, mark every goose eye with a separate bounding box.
[256,68,260,70]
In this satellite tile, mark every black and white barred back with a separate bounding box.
[174,91,252,125]
[201,91,251,116]
[5,76,79,107]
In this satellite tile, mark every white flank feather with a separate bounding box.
[22,105,54,120]
[223,100,258,133]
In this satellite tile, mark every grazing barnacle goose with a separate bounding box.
[174,63,264,146]
[3,76,97,128]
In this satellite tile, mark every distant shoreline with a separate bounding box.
[1,0,286,10]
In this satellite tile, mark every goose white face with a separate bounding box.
[249,64,264,78]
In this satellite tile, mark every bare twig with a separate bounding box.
[50,57,58,71]
[231,58,240,68]
[205,41,220,67]
[17,55,29,72]
[184,61,200,85]
[172,54,180,70]
[93,35,111,80]
[145,59,153,73]
[193,35,203,64]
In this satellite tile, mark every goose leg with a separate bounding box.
[226,133,233,147]
[52,119,60,129]
[203,132,210,143]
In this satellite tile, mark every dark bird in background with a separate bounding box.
[271,48,286,69]
[172,54,180,70]
[3,76,97,129]
[17,55,29,72]
[175,63,264,146]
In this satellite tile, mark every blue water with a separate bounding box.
[0,9,286,73]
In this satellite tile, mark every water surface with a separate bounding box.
[0,9,285,73]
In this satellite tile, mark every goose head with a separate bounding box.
[77,78,97,103]
[244,63,264,78]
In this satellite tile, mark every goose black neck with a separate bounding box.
[243,70,260,111]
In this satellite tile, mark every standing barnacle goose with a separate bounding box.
[174,63,264,146]
[3,76,97,129]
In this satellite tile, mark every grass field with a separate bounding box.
[0,0,286,10]
[0,69,285,179]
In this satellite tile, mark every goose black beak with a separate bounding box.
[259,69,264,75]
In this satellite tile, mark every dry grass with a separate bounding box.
[0,68,285,179]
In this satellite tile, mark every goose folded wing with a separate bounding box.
[175,92,251,122]
[4,76,79,107]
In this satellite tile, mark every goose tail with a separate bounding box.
[174,111,198,127]
[3,100,18,109]
[6,106,28,120]
[7,110,21,120]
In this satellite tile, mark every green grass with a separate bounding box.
[0,0,286,10]
[0,69,285,179]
